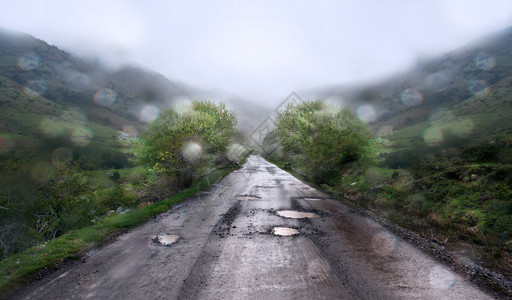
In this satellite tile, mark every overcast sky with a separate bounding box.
[1,0,512,106]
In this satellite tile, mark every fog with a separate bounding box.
[1,0,512,106]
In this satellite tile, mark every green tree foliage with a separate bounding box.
[133,101,237,188]
[35,163,93,239]
[0,158,39,258]
[275,101,379,183]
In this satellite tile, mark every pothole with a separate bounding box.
[294,196,324,201]
[273,227,299,236]
[152,234,179,246]
[235,194,261,201]
[276,210,319,219]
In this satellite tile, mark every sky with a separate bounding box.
[1,0,512,106]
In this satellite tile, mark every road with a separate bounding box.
[13,155,494,299]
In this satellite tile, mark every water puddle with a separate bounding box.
[294,196,325,201]
[152,234,179,246]
[302,197,322,201]
[236,194,261,201]
[277,210,319,219]
[273,227,299,236]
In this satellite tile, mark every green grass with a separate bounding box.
[0,166,235,295]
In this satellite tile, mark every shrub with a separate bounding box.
[34,163,93,239]
[275,100,379,183]
[133,101,237,188]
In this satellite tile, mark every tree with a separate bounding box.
[133,101,237,188]
[275,100,379,183]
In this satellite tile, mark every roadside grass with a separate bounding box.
[267,124,512,277]
[0,166,235,295]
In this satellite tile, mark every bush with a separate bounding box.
[274,101,379,183]
[133,101,237,188]
[34,163,93,239]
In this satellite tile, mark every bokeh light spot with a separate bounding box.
[356,105,376,123]
[40,118,65,138]
[371,232,397,256]
[139,105,160,123]
[173,100,193,115]
[24,79,47,97]
[71,127,93,147]
[473,52,496,71]
[321,100,343,116]
[31,161,55,184]
[429,107,455,126]
[467,79,490,97]
[51,148,72,169]
[423,127,444,146]
[400,88,423,107]
[94,88,117,107]
[17,52,40,70]
[429,266,456,290]
[182,142,202,162]
[449,118,474,138]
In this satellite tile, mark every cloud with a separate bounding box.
[1,0,512,105]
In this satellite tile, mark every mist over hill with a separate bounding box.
[310,26,512,139]
[0,27,274,163]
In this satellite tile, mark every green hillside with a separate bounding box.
[296,27,512,279]
[0,28,196,260]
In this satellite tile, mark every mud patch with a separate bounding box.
[277,210,319,219]
[273,227,299,236]
[235,194,261,201]
[152,234,179,246]
[213,201,241,238]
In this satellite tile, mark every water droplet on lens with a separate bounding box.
[467,79,490,97]
[139,105,160,123]
[182,142,202,162]
[400,89,423,107]
[94,88,116,107]
[473,53,495,71]
[17,53,40,70]
[356,105,376,123]
[429,266,456,290]
[423,127,444,146]
[24,79,47,97]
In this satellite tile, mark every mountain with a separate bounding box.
[314,26,512,143]
[0,27,195,167]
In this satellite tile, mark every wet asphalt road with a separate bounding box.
[13,156,494,299]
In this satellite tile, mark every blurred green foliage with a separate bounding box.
[133,101,237,188]
[274,100,380,183]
